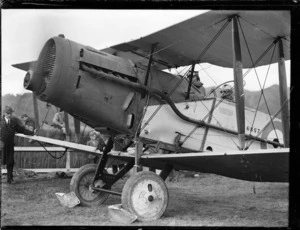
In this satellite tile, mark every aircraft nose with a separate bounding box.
[23,38,58,101]
[23,69,44,94]
[23,71,33,90]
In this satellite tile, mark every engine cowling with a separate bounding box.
[24,36,141,134]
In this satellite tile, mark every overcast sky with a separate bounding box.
[2,9,290,96]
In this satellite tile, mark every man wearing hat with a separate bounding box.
[1,106,35,184]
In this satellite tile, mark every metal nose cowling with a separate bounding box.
[23,38,57,101]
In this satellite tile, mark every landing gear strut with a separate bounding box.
[70,137,134,206]
[70,163,110,206]
[70,136,170,221]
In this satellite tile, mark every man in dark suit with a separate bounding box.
[1,106,34,184]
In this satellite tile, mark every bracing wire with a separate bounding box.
[179,99,240,149]
[84,57,284,149]
[239,17,275,41]
[83,14,288,152]
[177,18,241,149]
[142,17,232,129]
[242,41,277,79]
[239,16,290,47]
[134,41,179,65]
[245,87,292,149]
[180,15,287,150]
[196,18,231,62]
[247,42,278,143]
[140,73,189,132]
[134,15,230,71]
[198,63,218,86]
[238,17,280,142]
[140,17,239,150]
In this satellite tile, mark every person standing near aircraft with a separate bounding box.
[20,114,36,132]
[52,108,66,140]
[87,130,100,164]
[1,106,34,184]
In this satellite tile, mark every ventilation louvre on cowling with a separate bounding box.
[35,39,56,96]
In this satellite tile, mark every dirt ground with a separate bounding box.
[1,170,288,227]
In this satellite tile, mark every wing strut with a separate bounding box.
[138,44,157,171]
[185,62,196,100]
[142,44,156,100]
[278,38,290,147]
[144,44,156,87]
[232,16,245,150]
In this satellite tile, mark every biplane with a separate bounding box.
[13,10,290,221]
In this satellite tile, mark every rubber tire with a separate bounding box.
[70,164,110,207]
[121,171,169,221]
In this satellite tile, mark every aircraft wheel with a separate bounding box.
[121,171,169,221]
[70,164,110,206]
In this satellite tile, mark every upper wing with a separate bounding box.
[102,11,290,69]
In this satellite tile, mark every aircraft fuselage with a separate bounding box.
[24,36,282,153]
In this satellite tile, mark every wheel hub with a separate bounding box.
[122,171,169,221]
[70,164,110,206]
[148,195,154,202]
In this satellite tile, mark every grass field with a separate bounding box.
[1,171,288,227]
